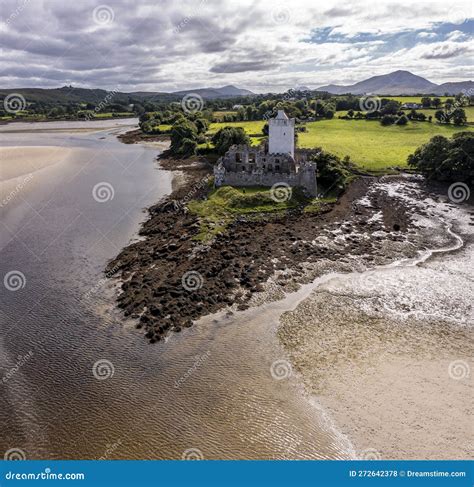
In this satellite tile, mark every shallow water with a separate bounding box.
[0,120,352,460]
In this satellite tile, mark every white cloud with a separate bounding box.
[0,0,472,92]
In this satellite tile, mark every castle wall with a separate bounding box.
[217,167,317,197]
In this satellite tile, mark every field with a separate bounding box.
[208,119,472,171]
[383,96,450,104]
[207,121,265,136]
[409,106,474,123]
[298,119,472,170]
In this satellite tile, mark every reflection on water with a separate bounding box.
[0,120,351,460]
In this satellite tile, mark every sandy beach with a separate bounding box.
[278,183,474,460]
[0,146,78,182]
[0,146,82,212]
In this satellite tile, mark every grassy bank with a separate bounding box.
[187,185,333,242]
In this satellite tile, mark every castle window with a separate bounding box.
[275,165,280,171]
[241,166,245,172]
[236,153,241,163]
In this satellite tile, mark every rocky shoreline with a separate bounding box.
[106,135,458,344]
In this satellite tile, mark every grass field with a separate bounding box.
[298,119,472,170]
[383,96,450,104]
[409,106,474,123]
[212,110,238,121]
[208,119,472,170]
[208,121,265,136]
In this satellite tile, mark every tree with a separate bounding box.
[421,97,432,108]
[170,120,198,156]
[452,108,467,126]
[395,115,408,125]
[381,100,401,115]
[309,150,355,191]
[432,98,441,108]
[211,127,250,155]
[195,118,209,134]
[347,109,354,118]
[381,114,396,125]
[408,132,473,183]
[435,110,447,123]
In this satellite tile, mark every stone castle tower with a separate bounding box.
[268,109,294,157]
[213,110,317,196]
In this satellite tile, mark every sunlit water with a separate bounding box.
[0,120,353,460]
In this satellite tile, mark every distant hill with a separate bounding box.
[433,81,474,95]
[0,84,254,106]
[317,70,472,96]
[172,85,255,98]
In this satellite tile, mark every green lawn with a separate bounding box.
[298,119,473,170]
[208,121,265,136]
[205,118,472,171]
[383,96,450,104]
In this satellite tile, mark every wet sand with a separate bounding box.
[278,180,474,459]
[0,146,77,181]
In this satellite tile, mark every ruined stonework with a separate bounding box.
[213,110,317,196]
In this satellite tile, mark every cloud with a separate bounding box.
[446,30,467,41]
[421,43,470,59]
[418,32,437,39]
[210,61,278,73]
[0,0,472,92]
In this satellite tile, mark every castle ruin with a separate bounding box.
[214,110,317,196]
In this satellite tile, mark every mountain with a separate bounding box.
[0,84,254,106]
[432,81,474,95]
[172,85,254,98]
[317,70,470,95]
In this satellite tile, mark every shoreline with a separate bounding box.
[107,130,454,344]
[108,129,472,459]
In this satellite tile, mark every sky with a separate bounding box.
[1,0,473,93]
